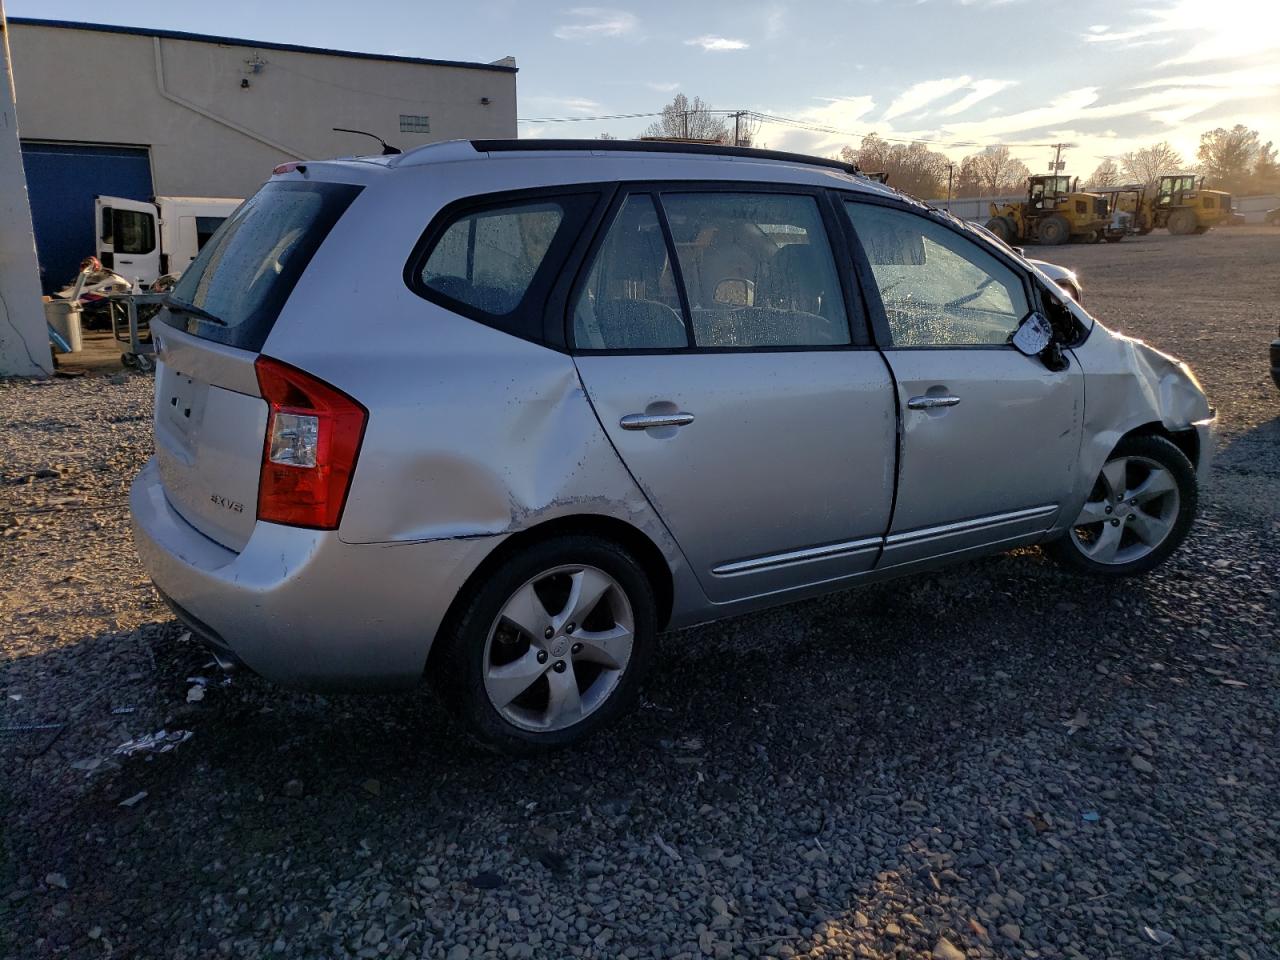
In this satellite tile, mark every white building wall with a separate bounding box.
[9,20,517,198]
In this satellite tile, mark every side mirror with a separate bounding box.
[1011,311,1053,356]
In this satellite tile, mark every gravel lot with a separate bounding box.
[3,227,1277,960]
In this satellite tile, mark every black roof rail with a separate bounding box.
[470,139,861,176]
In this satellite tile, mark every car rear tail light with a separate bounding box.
[254,356,367,529]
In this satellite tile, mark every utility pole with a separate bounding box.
[1049,142,1067,173]
[946,163,955,212]
[730,110,746,147]
[0,1,52,377]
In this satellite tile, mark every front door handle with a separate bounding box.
[907,395,961,410]
[620,412,695,430]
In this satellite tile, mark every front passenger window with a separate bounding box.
[844,202,1029,347]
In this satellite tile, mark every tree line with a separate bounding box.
[622,95,1279,200]
[1086,126,1279,196]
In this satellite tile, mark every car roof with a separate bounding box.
[306,139,901,198]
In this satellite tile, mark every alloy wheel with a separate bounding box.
[1069,456,1181,565]
[482,564,635,732]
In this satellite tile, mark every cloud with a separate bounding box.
[938,79,1017,116]
[685,35,750,51]
[763,5,786,39]
[1084,0,1280,66]
[553,8,638,41]
[522,95,604,115]
[646,81,680,92]
[882,76,973,121]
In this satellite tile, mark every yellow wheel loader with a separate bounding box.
[1094,176,1231,238]
[985,175,1111,246]
[1150,175,1231,235]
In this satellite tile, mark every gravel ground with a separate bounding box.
[2,228,1277,960]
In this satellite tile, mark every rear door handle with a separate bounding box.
[907,395,961,410]
[620,412,695,430]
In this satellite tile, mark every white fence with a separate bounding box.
[934,195,1023,222]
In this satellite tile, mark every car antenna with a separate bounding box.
[332,127,402,155]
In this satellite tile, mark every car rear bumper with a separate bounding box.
[130,457,502,690]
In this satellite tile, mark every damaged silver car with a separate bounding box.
[131,140,1215,751]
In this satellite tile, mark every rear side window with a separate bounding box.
[408,192,600,345]
[421,202,563,315]
[164,181,361,351]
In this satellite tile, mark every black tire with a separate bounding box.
[1104,233,1125,243]
[432,535,658,754]
[1167,208,1196,236]
[1039,214,1070,245]
[985,216,1014,243]
[1046,434,1197,577]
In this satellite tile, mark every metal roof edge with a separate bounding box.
[6,18,519,74]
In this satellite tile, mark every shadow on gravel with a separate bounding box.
[9,525,1275,958]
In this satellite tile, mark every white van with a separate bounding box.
[95,195,242,285]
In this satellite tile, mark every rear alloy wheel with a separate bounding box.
[1039,214,1070,245]
[436,536,657,753]
[1047,435,1196,577]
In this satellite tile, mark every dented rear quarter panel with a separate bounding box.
[258,164,703,623]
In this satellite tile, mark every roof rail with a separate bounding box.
[470,139,861,176]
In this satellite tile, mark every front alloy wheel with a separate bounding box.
[1048,434,1196,576]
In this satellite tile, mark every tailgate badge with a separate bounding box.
[210,494,245,514]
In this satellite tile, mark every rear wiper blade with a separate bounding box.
[164,297,227,327]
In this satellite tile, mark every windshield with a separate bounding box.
[165,180,361,351]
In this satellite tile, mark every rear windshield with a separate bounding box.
[164,180,361,351]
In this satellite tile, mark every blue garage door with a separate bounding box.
[20,142,153,294]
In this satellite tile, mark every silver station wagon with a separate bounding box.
[131,140,1215,751]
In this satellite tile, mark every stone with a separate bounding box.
[933,938,965,960]
[282,780,304,798]
[999,923,1021,942]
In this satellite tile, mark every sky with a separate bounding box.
[11,0,1280,175]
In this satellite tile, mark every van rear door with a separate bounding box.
[96,196,161,283]
[152,179,362,551]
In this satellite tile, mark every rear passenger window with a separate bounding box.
[661,193,849,348]
[573,195,688,350]
[421,201,564,316]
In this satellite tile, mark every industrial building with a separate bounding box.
[9,18,518,292]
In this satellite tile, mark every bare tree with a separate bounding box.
[642,94,730,142]
[961,145,1030,195]
[1197,125,1272,193]
[1087,159,1121,189]
[1121,142,1183,189]
[840,135,950,198]
[597,132,617,140]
